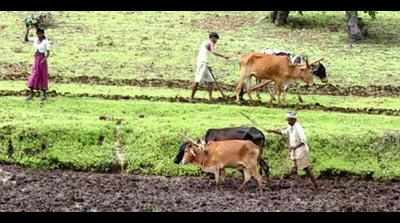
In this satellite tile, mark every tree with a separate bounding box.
[270,11,290,26]
[267,11,376,42]
[345,11,370,42]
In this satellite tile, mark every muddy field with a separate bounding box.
[0,164,399,212]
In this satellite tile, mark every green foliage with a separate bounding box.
[1,11,400,181]
[0,99,115,171]
[364,11,377,20]
[0,96,399,179]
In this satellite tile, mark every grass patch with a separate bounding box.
[1,11,400,86]
[0,96,399,179]
[1,80,400,110]
[0,97,115,171]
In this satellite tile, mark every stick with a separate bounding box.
[240,112,288,149]
[239,112,269,132]
[208,67,226,98]
[243,80,273,94]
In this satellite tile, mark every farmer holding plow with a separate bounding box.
[266,112,319,190]
[191,32,230,101]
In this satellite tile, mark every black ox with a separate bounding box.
[174,127,270,176]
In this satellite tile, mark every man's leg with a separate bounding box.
[207,82,214,100]
[283,160,297,179]
[304,166,318,190]
[191,82,199,100]
[192,63,204,100]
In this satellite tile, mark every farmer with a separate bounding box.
[191,32,230,100]
[24,27,51,101]
[266,111,319,190]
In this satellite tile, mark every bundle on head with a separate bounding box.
[24,12,56,30]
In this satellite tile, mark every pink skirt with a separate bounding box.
[27,52,48,90]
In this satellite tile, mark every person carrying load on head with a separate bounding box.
[24,26,51,101]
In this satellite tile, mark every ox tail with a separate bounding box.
[239,77,254,100]
[258,157,270,177]
[257,146,270,177]
[237,63,249,101]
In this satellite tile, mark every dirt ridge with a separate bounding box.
[2,73,400,97]
[2,89,400,117]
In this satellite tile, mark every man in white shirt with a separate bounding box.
[191,32,230,101]
[267,112,318,190]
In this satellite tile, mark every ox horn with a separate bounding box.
[199,139,207,151]
[178,133,200,147]
[310,58,324,65]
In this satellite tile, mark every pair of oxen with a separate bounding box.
[174,127,270,191]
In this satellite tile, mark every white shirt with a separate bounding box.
[196,40,215,66]
[29,37,51,53]
[281,122,309,160]
[281,122,308,148]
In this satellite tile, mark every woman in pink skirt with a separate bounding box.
[24,27,51,101]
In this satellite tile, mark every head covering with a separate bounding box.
[287,111,297,119]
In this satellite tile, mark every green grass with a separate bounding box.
[1,80,400,110]
[0,98,116,171]
[1,11,400,180]
[0,96,399,179]
[1,11,400,86]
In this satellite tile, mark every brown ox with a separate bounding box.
[181,139,265,191]
[235,53,325,105]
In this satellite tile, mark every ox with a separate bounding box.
[181,139,265,191]
[174,127,269,177]
[238,50,327,103]
[236,53,326,105]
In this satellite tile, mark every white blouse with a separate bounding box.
[29,37,51,53]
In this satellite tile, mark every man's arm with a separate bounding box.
[266,129,283,136]
[211,51,229,60]
[24,28,30,42]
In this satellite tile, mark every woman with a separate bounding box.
[24,27,51,101]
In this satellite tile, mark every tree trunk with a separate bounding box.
[346,11,367,42]
[270,11,278,23]
[270,11,290,26]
